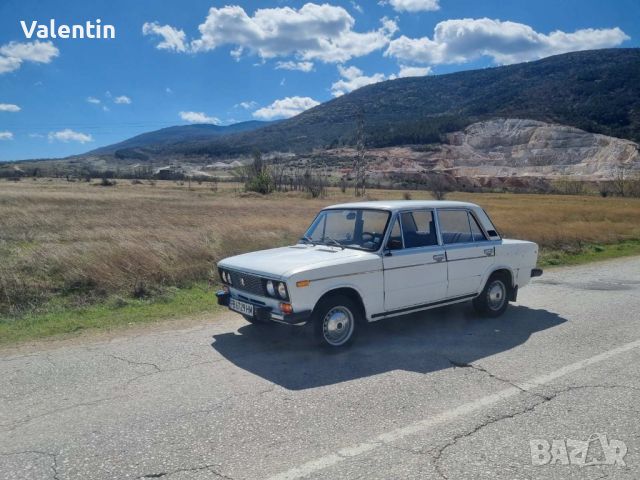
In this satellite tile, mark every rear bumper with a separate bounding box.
[531,268,543,278]
[216,291,311,325]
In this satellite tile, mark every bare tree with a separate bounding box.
[426,174,448,200]
[612,166,630,197]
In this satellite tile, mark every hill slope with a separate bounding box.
[159,48,639,159]
[87,120,271,157]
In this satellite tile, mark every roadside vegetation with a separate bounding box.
[1,179,639,344]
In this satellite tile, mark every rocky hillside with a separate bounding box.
[320,118,640,182]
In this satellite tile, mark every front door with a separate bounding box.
[437,209,495,297]
[382,209,448,311]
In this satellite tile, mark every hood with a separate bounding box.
[217,244,378,278]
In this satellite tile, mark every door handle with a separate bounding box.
[484,248,495,257]
[433,254,445,262]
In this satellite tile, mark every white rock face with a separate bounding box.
[442,118,640,178]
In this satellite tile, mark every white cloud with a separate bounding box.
[397,64,431,77]
[331,65,387,97]
[142,22,187,52]
[86,97,101,104]
[0,40,59,74]
[0,103,21,112]
[48,129,93,143]
[179,111,221,124]
[114,95,132,104]
[253,96,320,120]
[235,101,258,110]
[383,0,440,12]
[386,18,629,65]
[0,131,13,140]
[350,2,363,14]
[275,61,314,72]
[144,4,397,64]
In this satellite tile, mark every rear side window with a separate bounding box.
[438,210,487,244]
[400,210,438,248]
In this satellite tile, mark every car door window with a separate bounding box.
[400,210,437,248]
[438,210,474,244]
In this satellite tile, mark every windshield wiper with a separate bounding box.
[322,236,345,250]
[299,235,316,246]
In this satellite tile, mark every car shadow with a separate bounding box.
[210,303,566,390]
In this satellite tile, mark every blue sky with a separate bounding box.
[0,0,637,161]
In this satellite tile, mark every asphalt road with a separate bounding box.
[2,257,640,480]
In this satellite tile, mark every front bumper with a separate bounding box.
[216,291,312,325]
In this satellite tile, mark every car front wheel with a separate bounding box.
[473,273,510,317]
[312,295,360,348]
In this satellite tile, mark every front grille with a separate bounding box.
[229,270,265,296]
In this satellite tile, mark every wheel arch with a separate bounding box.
[481,265,515,289]
[314,286,367,322]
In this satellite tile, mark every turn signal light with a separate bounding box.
[296,280,310,288]
[280,303,293,315]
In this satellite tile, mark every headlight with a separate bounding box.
[266,280,275,296]
[277,282,287,299]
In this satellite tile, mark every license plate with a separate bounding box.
[229,298,254,317]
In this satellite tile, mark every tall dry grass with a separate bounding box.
[1,179,639,315]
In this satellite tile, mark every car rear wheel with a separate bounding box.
[313,295,360,348]
[473,273,510,317]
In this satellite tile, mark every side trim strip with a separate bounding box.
[372,294,476,319]
[308,269,382,283]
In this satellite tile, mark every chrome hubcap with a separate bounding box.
[322,306,354,346]
[487,280,506,310]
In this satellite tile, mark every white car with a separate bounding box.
[216,201,542,348]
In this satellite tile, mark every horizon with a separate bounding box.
[1,0,638,162]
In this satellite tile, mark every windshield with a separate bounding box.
[302,209,390,251]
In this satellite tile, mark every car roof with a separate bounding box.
[324,200,481,212]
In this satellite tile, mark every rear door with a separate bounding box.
[437,209,495,297]
[382,209,448,311]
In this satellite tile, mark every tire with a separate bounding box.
[473,273,511,317]
[312,295,361,348]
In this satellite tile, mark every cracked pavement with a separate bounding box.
[1,257,640,479]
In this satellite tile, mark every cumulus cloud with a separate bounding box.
[276,61,314,72]
[386,18,629,65]
[383,0,440,12]
[179,111,221,124]
[114,95,132,104]
[0,103,21,112]
[0,131,14,140]
[253,96,320,120]
[0,40,59,74]
[331,65,388,97]
[86,97,101,105]
[144,4,397,64]
[48,129,93,143]
[142,22,188,52]
[397,65,431,77]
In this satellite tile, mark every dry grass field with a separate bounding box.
[1,178,640,320]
